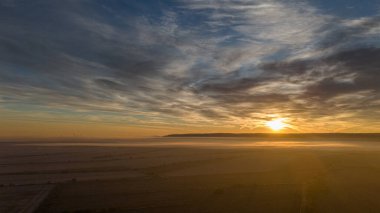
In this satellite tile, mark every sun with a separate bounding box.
[266,118,286,131]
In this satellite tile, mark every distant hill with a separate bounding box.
[165,133,380,139]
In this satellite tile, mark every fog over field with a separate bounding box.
[1,137,380,212]
[1,0,380,212]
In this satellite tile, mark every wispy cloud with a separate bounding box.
[0,0,379,133]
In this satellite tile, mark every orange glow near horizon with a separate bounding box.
[266,118,287,131]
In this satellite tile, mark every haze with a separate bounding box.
[1,1,380,213]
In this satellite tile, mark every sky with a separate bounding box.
[0,0,380,138]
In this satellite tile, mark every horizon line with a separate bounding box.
[2,132,380,141]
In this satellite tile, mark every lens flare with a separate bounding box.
[266,118,286,131]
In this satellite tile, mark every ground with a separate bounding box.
[1,137,380,212]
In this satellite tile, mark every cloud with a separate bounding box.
[262,47,380,100]
[0,0,379,131]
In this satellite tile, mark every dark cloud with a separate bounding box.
[305,77,362,100]
[212,93,290,104]
[317,16,380,50]
[262,47,380,100]
[191,75,263,94]
[0,0,184,111]
[94,78,125,91]
[307,48,380,99]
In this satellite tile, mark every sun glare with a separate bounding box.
[266,118,286,131]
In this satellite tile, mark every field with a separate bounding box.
[1,137,380,212]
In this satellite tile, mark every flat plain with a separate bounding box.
[1,137,380,212]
